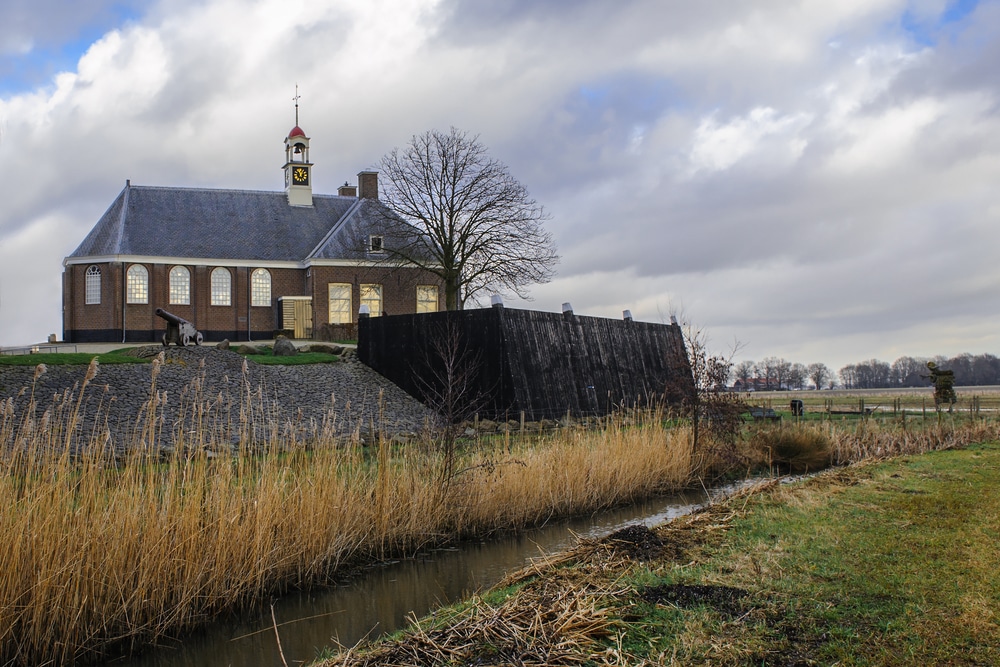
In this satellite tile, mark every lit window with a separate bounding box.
[328,283,352,324]
[126,265,148,304]
[369,235,384,253]
[416,285,438,313]
[85,265,101,305]
[169,266,190,305]
[360,284,382,316]
[251,269,271,307]
[211,268,231,306]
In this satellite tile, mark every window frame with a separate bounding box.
[126,264,148,304]
[416,285,439,313]
[360,283,382,317]
[85,265,101,305]
[251,268,271,307]
[210,267,232,307]
[328,283,352,324]
[168,266,191,305]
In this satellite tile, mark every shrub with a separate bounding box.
[753,426,832,473]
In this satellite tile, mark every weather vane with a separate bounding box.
[293,84,301,126]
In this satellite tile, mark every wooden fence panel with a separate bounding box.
[358,306,693,421]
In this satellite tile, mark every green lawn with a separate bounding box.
[618,443,1000,664]
[231,347,341,365]
[0,351,148,366]
[0,346,342,366]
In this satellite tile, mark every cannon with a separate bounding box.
[155,308,204,347]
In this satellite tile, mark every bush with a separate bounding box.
[753,426,832,473]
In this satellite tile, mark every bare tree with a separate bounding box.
[410,319,486,484]
[375,128,559,309]
[734,360,756,390]
[676,318,745,454]
[758,357,786,390]
[807,362,831,390]
[788,362,807,390]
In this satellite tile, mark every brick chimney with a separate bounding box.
[337,181,357,197]
[358,171,379,199]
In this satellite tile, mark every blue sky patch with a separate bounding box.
[900,0,979,47]
[0,2,143,97]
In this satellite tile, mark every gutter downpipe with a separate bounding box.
[122,262,126,344]
[247,268,251,342]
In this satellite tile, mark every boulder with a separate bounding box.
[272,337,298,357]
[216,339,230,350]
[236,344,261,355]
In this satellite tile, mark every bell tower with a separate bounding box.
[283,86,313,207]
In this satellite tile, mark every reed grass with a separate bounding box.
[317,422,1000,667]
[0,357,699,666]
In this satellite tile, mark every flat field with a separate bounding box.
[745,385,1000,417]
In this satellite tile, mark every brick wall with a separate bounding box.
[63,262,122,342]
[65,261,444,342]
[309,265,444,327]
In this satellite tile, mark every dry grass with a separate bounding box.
[313,419,1000,667]
[326,574,622,666]
[0,357,701,666]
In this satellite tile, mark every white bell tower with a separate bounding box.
[283,87,313,207]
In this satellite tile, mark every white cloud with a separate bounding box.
[2,0,1000,376]
[688,107,812,173]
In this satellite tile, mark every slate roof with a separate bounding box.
[67,184,367,263]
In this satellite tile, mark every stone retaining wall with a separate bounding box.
[0,347,437,450]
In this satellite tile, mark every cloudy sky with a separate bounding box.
[1,0,998,372]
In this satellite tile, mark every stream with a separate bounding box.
[112,487,724,666]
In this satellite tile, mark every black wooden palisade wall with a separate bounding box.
[358,306,694,421]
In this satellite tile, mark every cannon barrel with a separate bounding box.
[155,308,187,326]
[156,308,203,347]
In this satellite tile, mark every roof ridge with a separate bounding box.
[128,184,356,199]
[305,198,363,259]
[113,182,129,253]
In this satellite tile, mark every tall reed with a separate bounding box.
[0,366,698,665]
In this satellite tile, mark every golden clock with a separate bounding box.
[292,167,309,185]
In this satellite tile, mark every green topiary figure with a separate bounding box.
[925,361,957,412]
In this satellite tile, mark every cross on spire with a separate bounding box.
[293,84,301,126]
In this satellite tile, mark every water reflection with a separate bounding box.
[113,490,707,667]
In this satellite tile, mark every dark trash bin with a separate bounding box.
[790,399,804,417]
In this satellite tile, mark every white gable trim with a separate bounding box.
[62,254,423,270]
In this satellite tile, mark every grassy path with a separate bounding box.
[319,443,1000,665]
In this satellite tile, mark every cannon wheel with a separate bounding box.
[182,333,191,347]
[162,333,169,347]
[195,332,203,346]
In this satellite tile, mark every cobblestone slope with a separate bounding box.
[0,347,436,449]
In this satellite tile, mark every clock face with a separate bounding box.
[292,166,309,185]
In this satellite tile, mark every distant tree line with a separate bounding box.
[839,354,1000,389]
[730,353,1000,390]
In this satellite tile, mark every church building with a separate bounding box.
[62,121,443,343]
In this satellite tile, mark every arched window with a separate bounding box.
[126,265,148,304]
[85,265,101,305]
[251,269,271,307]
[210,267,231,306]
[169,266,190,305]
